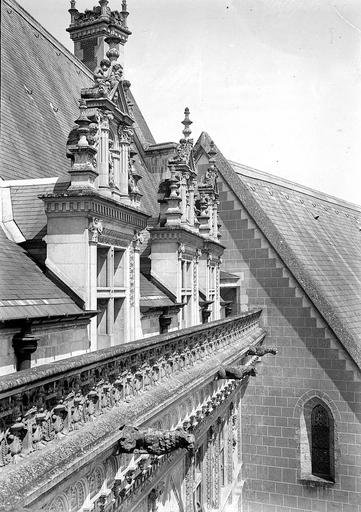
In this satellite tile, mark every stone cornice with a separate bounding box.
[149,226,205,251]
[82,97,133,126]
[41,192,149,230]
[0,311,264,508]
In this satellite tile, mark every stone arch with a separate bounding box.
[46,494,69,512]
[293,389,341,423]
[294,391,339,483]
[106,455,118,486]
[89,464,105,498]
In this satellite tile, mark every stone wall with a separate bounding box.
[0,321,90,375]
[218,178,361,512]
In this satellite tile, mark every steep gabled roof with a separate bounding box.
[0,0,156,182]
[0,228,85,321]
[140,273,175,309]
[197,132,361,368]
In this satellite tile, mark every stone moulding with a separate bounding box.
[0,314,265,510]
[0,310,262,470]
[41,193,149,229]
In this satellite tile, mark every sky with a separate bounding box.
[18,0,361,205]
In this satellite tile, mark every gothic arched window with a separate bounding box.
[299,398,336,483]
[311,404,331,479]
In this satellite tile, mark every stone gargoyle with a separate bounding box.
[246,346,278,357]
[216,364,257,380]
[118,425,195,455]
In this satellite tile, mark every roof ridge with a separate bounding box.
[229,160,361,213]
[4,0,92,79]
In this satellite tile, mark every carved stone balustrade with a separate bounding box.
[0,310,265,511]
[0,310,261,469]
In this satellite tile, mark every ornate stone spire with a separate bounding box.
[208,141,217,165]
[174,107,194,164]
[67,0,131,72]
[181,107,192,140]
[67,100,98,191]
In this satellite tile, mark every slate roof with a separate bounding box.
[140,273,175,309]
[0,0,156,183]
[0,0,159,242]
[0,228,84,321]
[197,132,361,368]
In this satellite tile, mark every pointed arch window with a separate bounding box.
[299,398,335,484]
[311,404,331,479]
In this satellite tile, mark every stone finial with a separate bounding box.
[70,0,76,8]
[182,107,192,140]
[122,0,128,12]
[99,0,109,16]
[208,141,217,164]
[75,99,91,146]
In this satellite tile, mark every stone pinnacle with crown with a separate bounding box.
[181,107,192,140]
[208,141,217,165]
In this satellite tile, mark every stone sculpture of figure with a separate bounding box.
[109,63,123,88]
[93,58,111,84]
[246,346,278,357]
[118,425,195,455]
[216,364,257,380]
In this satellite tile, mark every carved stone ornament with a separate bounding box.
[118,425,195,455]
[246,345,277,357]
[195,248,202,262]
[177,242,186,257]
[88,218,104,242]
[216,364,257,380]
[132,230,144,251]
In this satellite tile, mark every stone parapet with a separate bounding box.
[0,310,264,509]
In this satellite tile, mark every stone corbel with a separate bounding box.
[12,322,38,372]
[117,425,195,455]
[215,364,257,380]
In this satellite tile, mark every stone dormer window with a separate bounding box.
[97,245,126,347]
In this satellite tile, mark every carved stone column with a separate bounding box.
[110,147,121,199]
[88,218,100,350]
[227,405,234,485]
[185,452,195,512]
[213,418,221,509]
[118,126,131,198]
[98,112,111,192]
[129,231,142,340]
[206,426,215,510]
[148,481,165,512]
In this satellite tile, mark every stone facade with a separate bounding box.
[215,177,361,511]
[0,1,360,511]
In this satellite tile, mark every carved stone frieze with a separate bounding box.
[0,311,262,467]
